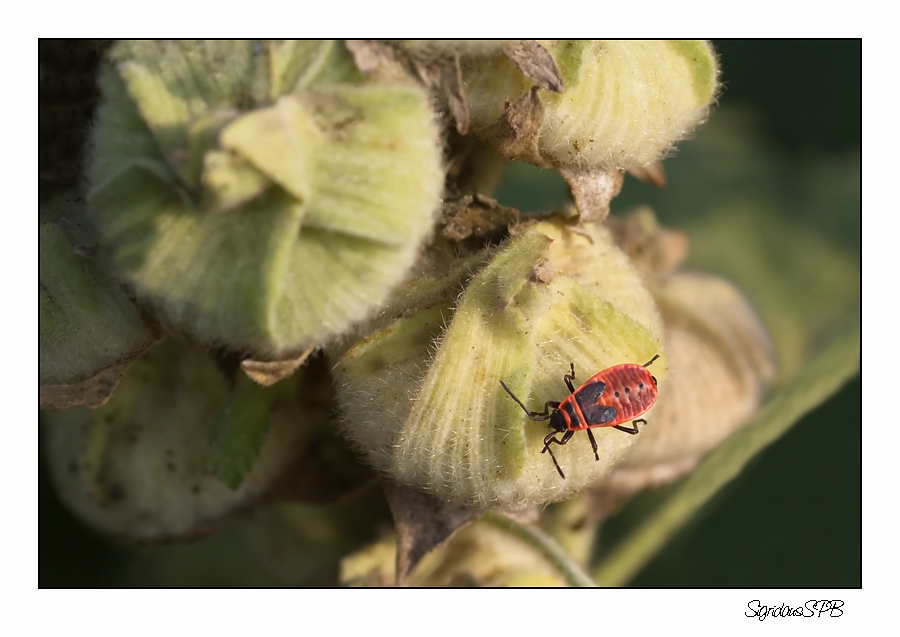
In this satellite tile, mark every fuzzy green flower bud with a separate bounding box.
[463,40,719,172]
[88,41,444,359]
[334,225,667,511]
[43,339,314,543]
[605,271,776,488]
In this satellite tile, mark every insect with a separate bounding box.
[500,355,660,479]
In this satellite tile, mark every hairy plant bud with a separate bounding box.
[88,41,444,359]
[463,40,719,172]
[334,225,667,511]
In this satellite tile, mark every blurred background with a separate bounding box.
[39,40,861,587]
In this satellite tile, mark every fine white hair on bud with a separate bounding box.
[334,227,667,511]
[88,41,444,360]
[463,40,720,172]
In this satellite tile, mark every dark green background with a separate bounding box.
[628,40,861,587]
[40,40,861,587]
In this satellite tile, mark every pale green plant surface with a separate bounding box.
[39,40,859,587]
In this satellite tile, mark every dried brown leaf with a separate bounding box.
[503,41,564,93]
[558,166,625,223]
[477,87,546,165]
[240,347,315,386]
[382,479,479,585]
[344,40,397,73]
[39,361,132,410]
[627,161,668,188]
[439,192,518,250]
[412,54,468,134]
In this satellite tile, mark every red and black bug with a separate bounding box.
[500,355,660,479]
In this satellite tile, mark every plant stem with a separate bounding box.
[592,326,860,585]
[484,511,598,587]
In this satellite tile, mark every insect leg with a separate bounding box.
[585,428,599,461]
[642,354,660,368]
[542,429,575,478]
[564,363,576,393]
[613,418,647,435]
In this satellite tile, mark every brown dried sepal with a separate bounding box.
[477,86,547,166]
[474,87,625,223]
[558,166,625,224]
[383,479,480,585]
[39,361,132,410]
[438,192,518,251]
[347,41,561,136]
[345,40,469,133]
[344,40,401,74]
[240,347,315,386]
[627,161,668,188]
[502,41,564,93]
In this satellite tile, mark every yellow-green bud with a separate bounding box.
[463,40,719,172]
[88,41,444,359]
[602,271,777,491]
[335,226,666,511]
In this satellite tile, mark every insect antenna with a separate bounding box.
[499,380,550,422]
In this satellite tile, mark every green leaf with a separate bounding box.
[39,217,155,408]
[591,323,859,586]
[208,376,278,490]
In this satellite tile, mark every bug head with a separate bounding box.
[549,410,568,433]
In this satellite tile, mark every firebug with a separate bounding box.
[500,355,660,478]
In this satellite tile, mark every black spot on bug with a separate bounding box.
[615,391,620,397]
[625,387,631,394]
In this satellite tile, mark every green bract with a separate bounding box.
[334,227,667,511]
[604,271,777,489]
[88,41,443,358]
[463,40,719,171]
[39,220,155,409]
